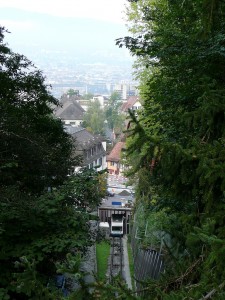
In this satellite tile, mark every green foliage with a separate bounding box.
[61,167,106,210]
[96,241,110,281]
[83,100,106,134]
[56,253,83,277]
[118,0,225,298]
[0,27,76,193]
[12,257,54,300]
[110,91,121,102]
[82,91,125,135]
[91,278,138,300]
[0,181,92,297]
[81,92,94,100]
[127,241,135,291]
[0,289,10,300]
[105,91,125,131]
[0,27,102,299]
[67,89,79,96]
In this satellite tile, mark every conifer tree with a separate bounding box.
[117,0,225,298]
[0,27,103,299]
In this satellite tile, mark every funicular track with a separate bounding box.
[109,237,123,281]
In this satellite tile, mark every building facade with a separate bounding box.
[106,141,126,175]
[121,96,142,114]
[65,126,107,172]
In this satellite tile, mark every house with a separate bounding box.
[54,94,85,126]
[106,141,126,175]
[120,95,142,131]
[76,99,90,112]
[121,96,142,114]
[65,126,107,172]
[91,95,109,108]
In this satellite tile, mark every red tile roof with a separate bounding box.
[107,141,125,162]
[121,96,139,112]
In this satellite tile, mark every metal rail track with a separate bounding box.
[109,237,123,281]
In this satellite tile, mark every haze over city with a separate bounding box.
[0,0,134,97]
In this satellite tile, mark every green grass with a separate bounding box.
[127,239,135,290]
[96,241,110,281]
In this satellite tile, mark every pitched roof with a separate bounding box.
[55,100,85,120]
[69,127,106,166]
[121,96,140,112]
[107,141,125,162]
[70,127,104,150]
[60,94,82,103]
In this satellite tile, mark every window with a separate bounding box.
[93,146,96,155]
[112,226,123,231]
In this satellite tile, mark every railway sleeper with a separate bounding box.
[112,263,122,267]
[113,252,121,256]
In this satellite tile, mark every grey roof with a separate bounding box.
[71,128,104,150]
[64,125,84,135]
[60,94,82,104]
[68,127,106,166]
[55,100,85,120]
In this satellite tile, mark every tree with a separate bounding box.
[62,167,107,210]
[0,177,102,299]
[117,0,225,298]
[104,91,125,131]
[0,27,104,299]
[0,27,76,193]
[81,92,94,100]
[109,91,121,103]
[67,89,79,97]
[82,99,106,134]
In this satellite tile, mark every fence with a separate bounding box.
[130,214,165,296]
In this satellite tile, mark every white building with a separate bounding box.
[121,96,142,113]
[113,83,137,100]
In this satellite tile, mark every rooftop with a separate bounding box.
[55,97,85,120]
[107,141,125,162]
[121,96,140,112]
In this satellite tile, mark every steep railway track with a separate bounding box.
[109,237,123,281]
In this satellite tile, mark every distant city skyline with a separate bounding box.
[0,0,130,53]
[0,0,135,99]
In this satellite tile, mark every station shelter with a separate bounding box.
[98,206,132,235]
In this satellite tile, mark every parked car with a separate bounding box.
[106,189,115,197]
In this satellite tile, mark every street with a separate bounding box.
[101,174,134,208]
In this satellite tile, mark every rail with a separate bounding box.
[109,237,123,281]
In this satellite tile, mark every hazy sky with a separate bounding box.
[0,0,128,23]
[0,0,130,54]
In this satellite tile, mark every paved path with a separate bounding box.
[123,236,132,290]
